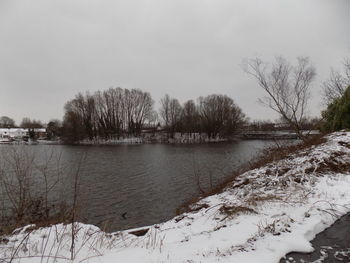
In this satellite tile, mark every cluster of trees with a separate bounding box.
[159,94,247,138]
[20,118,44,129]
[61,88,247,142]
[62,55,345,143]
[62,88,155,142]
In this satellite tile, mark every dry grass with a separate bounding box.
[316,155,350,174]
[219,204,257,221]
[0,202,73,237]
[0,147,86,238]
[245,194,282,207]
[338,140,350,148]
[245,134,327,171]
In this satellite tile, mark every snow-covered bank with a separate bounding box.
[1,132,350,263]
[80,137,144,145]
[78,134,229,145]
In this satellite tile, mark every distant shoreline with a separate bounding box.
[0,130,319,146]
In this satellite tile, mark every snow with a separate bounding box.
[80,137,144,145]
[79,134,228,145]
[1,132,350,263]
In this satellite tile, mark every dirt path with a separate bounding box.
[280,213,350,262]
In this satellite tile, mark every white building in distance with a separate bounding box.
[0,128,28,139]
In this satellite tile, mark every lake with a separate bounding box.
[0,140,284,231]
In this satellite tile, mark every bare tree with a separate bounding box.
[198,94,246,138]
[62,105,85,143]
[345,58,350,80]
[0,116,16,128]
[323,57,350,104]
[131,89,154,135]
[20,118,44,128]
[146,110,159,128]
[159,94,182,137]
[244,56,316,140]
[0,147,35,221]
[169,98,182,136]
[159,94,171,128]
[181,100,200,135]
[62,93,96,141]
[0,147,65,227]
[94,88,125,139]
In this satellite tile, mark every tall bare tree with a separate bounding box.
[181,100,200,135]
[244,56,316,140]
[62,102,86,143]
[160,94,171,128]
[323,57,350,104]
[94,88,125,139]
[159,94,182,137]
[131,89,154,135]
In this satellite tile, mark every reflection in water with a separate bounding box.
[0,140,283,231]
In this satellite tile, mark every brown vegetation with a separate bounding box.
[219,204,257,221]
[245,194,282,207]
[0,147,84,236]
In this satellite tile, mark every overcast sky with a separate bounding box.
[0,0,349,124]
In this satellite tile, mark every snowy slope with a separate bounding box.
[1,132,350,263]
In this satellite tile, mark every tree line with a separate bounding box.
[62,88,154,142]
[0,116,44,129]
[159,94,247,138]
[61,88,247,143]
[55,54,350,142]
[2,55,348,142]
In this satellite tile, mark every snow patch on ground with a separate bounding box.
[1,132,350,263]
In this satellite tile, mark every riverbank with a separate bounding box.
[0,130,316,146]
[1,132,349,262]
[79,134,230,145]
[73,131,316,145]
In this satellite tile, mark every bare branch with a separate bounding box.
[244,56,316,140]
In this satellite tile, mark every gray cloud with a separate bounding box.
[0,0,349,124]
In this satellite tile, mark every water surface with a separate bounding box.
[1,140,281,231]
